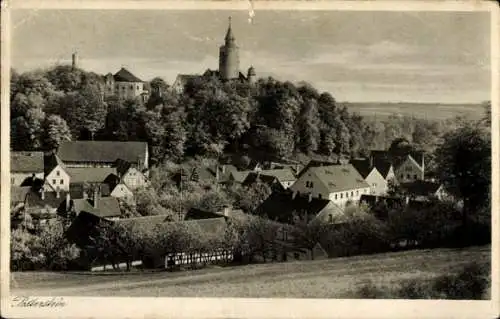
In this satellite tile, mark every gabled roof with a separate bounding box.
[254,190,335,224]
[242,172,285,192]
[307,164,370,193]
[115,214,226,235]
[11,152,44,173]
[230,171,250,183]
[259,168,296,182]
[70,197,121,218]
[68,182,111,199]
[297,159,339,178]
[349,159,373,179]
[44,154,67,176]
[113,67,143,83]
[25,190,67,209]
[57,141,148,164]
[370,150,424,170]
[400,180,442,197]
[67,167,117,184]
[372,158,393,179]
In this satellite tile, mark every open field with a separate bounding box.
[11,246,490,298]
[342,102,484,121]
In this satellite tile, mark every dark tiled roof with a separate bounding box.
[25,190,67,209]
[308,164,370,193]
[254,191,333,224]
[113,67,143,83]
[400,181,442,197]
[57,141,147,164]
[349,159,372,178]
[69,182,111,199]
[174,74,202,87]
[370,150,424,170]
[11,186,31,204]
[44,154,67,176]
[372,158,393,179]
[116,214,226,235]
[70,196,121,218]
[11,152,44,173]
[67,167,117,183]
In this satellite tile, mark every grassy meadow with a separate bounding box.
[11,245,490,299]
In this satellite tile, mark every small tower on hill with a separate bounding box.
[219,17,240,81]
[71,52,78,70]
[247,66,256,84]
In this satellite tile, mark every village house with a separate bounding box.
[10,152,44,186]
[350,159,388,196]
[115,158,148,190]
[370,150,425,184]
[290,164,371,208]
[399,180,451,201]
[57,141,149,170]
[242,172,285,192]
[43,154,71,192]
[58,187,122,221]
[254,190,346,226]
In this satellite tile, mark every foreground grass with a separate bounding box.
[11,246,490,298]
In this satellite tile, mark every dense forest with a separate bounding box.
[10,65,473,172]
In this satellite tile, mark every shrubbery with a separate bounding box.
[354,262,490,299]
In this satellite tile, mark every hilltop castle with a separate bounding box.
[172,17,256,94]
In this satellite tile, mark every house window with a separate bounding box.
[407,174,410,179]
[11,177,14,185]
[340,193,343,199]
[60,179,63,185]
[335,194,338,200]
[346,192,349,198]
[318,194,322,199]
[414,174,418,179]
[130,85,133,90]
[356,190,359,196]
[328,214,333,223]
[52,179,56,184]
[137,85,140,90]
[294,252,300,260]
[56,170,60,176]
[351,191,354,197]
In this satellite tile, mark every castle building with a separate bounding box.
[172,17,256,94]
[103,67,148,101]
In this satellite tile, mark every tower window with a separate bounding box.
[56,171,60,176]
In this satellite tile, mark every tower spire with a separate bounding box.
[225,16,235,43]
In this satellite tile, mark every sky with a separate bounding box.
[11,9,491,103]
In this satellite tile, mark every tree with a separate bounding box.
[435,123,491,228]
[24,108,46,150]
[42,114,72,151]
[60,85,107,139]
[291,214,327,260]
[296,98,321,154]
[10,117,30,151]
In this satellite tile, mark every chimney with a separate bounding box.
[308,193,313,202]
[405,196,410,205]
[137,156,142,169]
[56,189,60,199]
[40,188,45,200]
[369,155,374,168]
[66,193,71,211]
[93,186,99,208]
[221,165,226,174]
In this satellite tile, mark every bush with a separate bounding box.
[355,280,392,299]
[397,279,436,299]
[432,262,489,299]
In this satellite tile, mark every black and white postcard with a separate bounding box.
[1,1,498,318]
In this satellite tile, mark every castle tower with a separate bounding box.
[71,52,78,70]
[247,66,256,84]
[219,17,240,80]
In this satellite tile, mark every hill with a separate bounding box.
[11,245,490,298]
[342,102,484,121]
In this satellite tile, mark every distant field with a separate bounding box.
[342,102,484,121]
[11,246,490,298]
